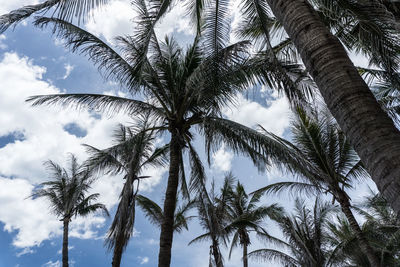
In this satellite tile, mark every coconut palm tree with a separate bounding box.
[0,0,110,34]
[326,214,400,267]
[24,0,310,265]
[83,115,169,267]
[31,154,109,267]
[326,191,400,266]
[249,198,336,267]
[253,107,380,265]
[189,178,234,267]
[136,194,195,233]
[224,174,283,267]
[259,0,400,219]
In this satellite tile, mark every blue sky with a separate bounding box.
[0,1,377,267]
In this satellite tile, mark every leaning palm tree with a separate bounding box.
[258,0,400,218]
[254,107,380,265]
[31,154,109,267]
[238,0,400,219]
[25,1,311,265]
[249,198,337,267]
[224,174,283,267]
[83,115,169,267]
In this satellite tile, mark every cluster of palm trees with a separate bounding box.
[2,0,400,266]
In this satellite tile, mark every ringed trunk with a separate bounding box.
[62,219,69,267]
[158,132,181,267]
[337,191,380,266]
[265,0,400,214]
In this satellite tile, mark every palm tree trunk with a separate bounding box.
[337,191,380,266]
[212,239,223,267]
[265,0,400,214]
[243,243,248,267]
[62,219,69,267]
[112,236,123,267]
[158,132,181,267]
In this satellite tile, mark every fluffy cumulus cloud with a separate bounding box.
[85,0,192,43]
[0,0,39,14]
[212,145,234,172]
[85,0,135,43]
[224,92,291,137]
[0,52,167,250]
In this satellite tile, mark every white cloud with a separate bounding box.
[0,34,7,50]
[139,256,149,265]
[212,145,233,172]
[0,0,39,15]
[0,177,61,248]
[85,0,135,43]
[85,0,192,44]
[16,247,35,257]
[62,64,74,79]
[0,52,167,249]
[42,260,61,267]
[154,2,193,38]
[224,93,291,137]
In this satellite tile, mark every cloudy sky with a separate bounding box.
[0,1,376,267]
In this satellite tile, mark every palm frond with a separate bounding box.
[34,17,141,92]
[26,93,164,118]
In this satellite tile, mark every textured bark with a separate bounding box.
[62,219,69,267]
[158,132,181,267]
[336,191,380,266]
[242,244,248,267]
[212,239,223,267]
[265,0,400,214]
[112,236,123,267]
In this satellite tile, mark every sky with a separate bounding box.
[0,1,377,267]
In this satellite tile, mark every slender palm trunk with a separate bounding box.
[158,132,181,267]
[212,239,223,267]
[62,219,69,267]
[112,235,124,267]
[337,191,380,266]
[265,0,400,214]
[242,243,248,267]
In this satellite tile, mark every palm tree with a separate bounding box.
[224,174,283,267]
[0,0,110,34]
[249,198,336,267]
[326,191,400,266]
[259,0,400,218]
[254,107,380,265]
[24,1,311,265]
[31,154,109,267]
[189,178,234,267]
[136,194,195,233]
[83,115,169,267]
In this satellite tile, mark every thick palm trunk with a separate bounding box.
[158,132,181,267]
[62,219,69,267]
[265,0,400,214]
[337,191,380,266]
[242,244,248,267]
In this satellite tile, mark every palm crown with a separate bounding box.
[83,115,169,267]
[32,154,109,221]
